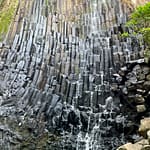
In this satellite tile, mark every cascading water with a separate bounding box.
[0,0,145,149]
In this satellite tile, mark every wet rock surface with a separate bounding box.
[0,0,148,149]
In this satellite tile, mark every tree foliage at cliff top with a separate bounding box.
[126,2,150,47]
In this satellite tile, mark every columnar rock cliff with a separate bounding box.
[0,0,149,149]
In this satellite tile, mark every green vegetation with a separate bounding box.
[121,32,129,38]
[123,2,150,62]
[0,0,19,41]
[126,2,150,46]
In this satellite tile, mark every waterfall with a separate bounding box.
[0,0,145,149]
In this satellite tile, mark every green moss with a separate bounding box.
[0,0,19,41]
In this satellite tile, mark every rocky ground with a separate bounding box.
[118,118,150,150]
[115,60,150,149]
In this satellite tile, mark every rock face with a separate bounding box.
[0,0,148,149]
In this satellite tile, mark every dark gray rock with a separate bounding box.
[143,81,150,90]
[142,66,150,75]
[134,94,145,104]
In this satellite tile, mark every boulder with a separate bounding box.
[136,105,146,113]
[143,81,150,90]
[125,81,132,87]
[117,142,142,150]
[136,89,146,94]
[136,140,150,150]
[134,94,145,104]
[139,118,150,137]
[133,81,145,89]
[133,65,141,74]
[137,73,145,80]
[136,139,149,146]
[117,140,149,150]
[111,83,118,92]
[142,66,150,75]
[128,95,136,103]
[141,145,150,150]
[129,77,138,84]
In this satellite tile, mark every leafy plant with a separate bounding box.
[122,2,150,62]
[121,32,129,38]
[125,2,150,46]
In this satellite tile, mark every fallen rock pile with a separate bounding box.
[118,118,150,150]
[116,61,150,150]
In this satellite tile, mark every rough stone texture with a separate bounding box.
[146,74,150,81]
[135,94,145,104]
[117,139,149,150]
[139,118,150,137]
[143,81,150,90]
[141,145,150,150]
[118,118,150,149]
[136,105,146,113]
[0,0,149,149]
[117,143,138,150]
[115,51,150,149]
